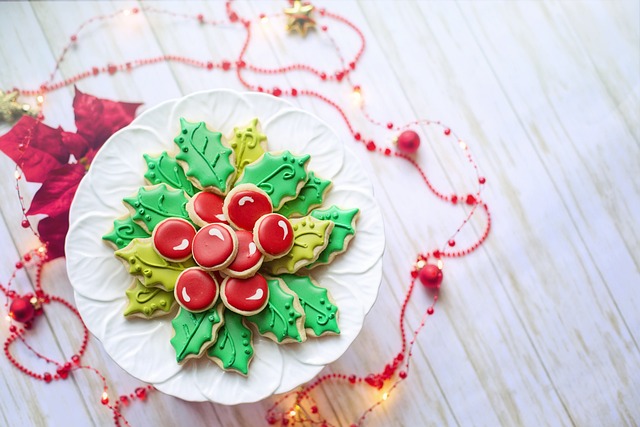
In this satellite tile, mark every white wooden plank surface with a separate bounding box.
[0,1,638,426]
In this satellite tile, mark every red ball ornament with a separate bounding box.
[396,130,420,154]
[9,296,36,323]
[418,264,443,288]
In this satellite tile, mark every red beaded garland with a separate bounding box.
[9,296,36,323]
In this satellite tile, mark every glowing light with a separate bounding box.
[123,9,133,16]
[37,246,47,256]
[458,140,467,150]
[14,171,21,180]
[36,95,44,104]
[352,86,362,106]
[382,392,389,401]
[289,410,297,417]
[437,259,444,270]
[5,316,11,322]
[261,16,269,24]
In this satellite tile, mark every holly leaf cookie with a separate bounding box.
[278,274,339,336]
[103,215,151,250]
[174,118,236,194]
[115,238,195,292]
[308,206,359,267]
[246,277,305,343]
[229,118,267,178]
[123,278,176,318]
[235,151,310,210]
[262,216,334,275]
[143,151,199,197]
[123,184,192,233]
[277,171,332,218]
[208,308,254,375]
[170,304,224,364]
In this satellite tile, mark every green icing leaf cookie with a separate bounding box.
[263,216,333,275]
[170,305,223,363]
[278,274,340,336]
[246,277,305,343]
[277,171,332,218]
[308,206,359,267]
[103,216,150,249]
[235,151,310,209]
[208,308,254,375]
[143,151,198,197]
[123,279,176,318]
[115,238,195,291]
[229,118,266,178]
[174,118,235,194]
[123,184,191,232]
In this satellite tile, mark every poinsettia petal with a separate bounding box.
[0,116,66,182]
[61,131,89,159]
[27,163,85,217]
[37,213,69,260]
[73,87,142,151]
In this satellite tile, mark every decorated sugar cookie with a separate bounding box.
[253,213,294,260]
[123,279,176,319]
[174,267,220,313]
[143,151,198,197]
[223,184,273,230]
[192,223,238,270]
[277,172,332,218]
[123,184,192,233]
[170,304,224,364]
[208,308,255,376]
[308,206,360,268]
[222,230,264,278]
[152,218,196,262]
[187,191,227,227]
[229,118,267,177]
[103,215,151,250]
[221,274,269,316]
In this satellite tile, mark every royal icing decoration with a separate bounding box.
[208,308,254,375]
[277,172,332,218]
[223,230,264,278]
[221,274,269,315]
[223,184,273,230]
[144,151,198,197]
[123,279,176,319]
[229,118,266,177]
[123,184,191,232]
[106,116,362,375]
[102,216,150,249]
[192,223,238,270]
[263,216,334,275]
[152,218,196,262]
[235,151,310,209]
[174,268,220,312]
[254,213,294,259]
[187,191,227,226]
[174,118,235,194]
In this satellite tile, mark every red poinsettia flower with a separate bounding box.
[0,88,141,259]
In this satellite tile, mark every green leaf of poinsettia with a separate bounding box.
[143,151,198,197]
[208,308,254,375]
[278,274,340,336]
[174,118,235,194]
[115,238,195,291]
[123,184,191,232]
[247,277,305,343]
[123,278,176,318]
[170,305,223,363]
[277,171,332,218]
[102,216,150,249]
[308,206,359,267]
[235,150,310,209]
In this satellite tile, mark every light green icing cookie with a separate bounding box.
[123,279,176,318]
[170,305,222,363]
[143,151,198,197]
[278,274,340,336]
[246,277,305,343]
[277,171,332,218]
[102,216,150,249]
[309,206,359,267]
[263,216,333,274]
[235,151,310,209]
[174,118,235,194]
[115,238,195,291]
[208,308,254,375]
[123,184,192,232]
[229,118,266,179]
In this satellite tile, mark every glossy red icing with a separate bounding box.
[174,268,219,312]
[152,218,196,261]
[192,223,237,269]
[255,213,293,257]
[192,191,226,223]
[225,186,272,230]
[225,230,263,275]
[222,274,269,314]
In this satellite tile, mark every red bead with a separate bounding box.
[290,88,298,96]
[418,264,443,289]
[21,219,29,228]
[197,14,204,23]
[272,87,282,97]
[107,64,117,75]
[9,297,35,323]
[131,7,139,14]
[349,62,356,70]
[410,270,418,278]
[15,261,23,269]
[427,307,435,315]
[229,12,239,22]
[23,253,31,262]
[9,325,17,333]
[320,72,327,80]
[450,195,458,204]
[101,394,109,405]
[348,374,356,384]
[386,122,393,129]
[56,366,69,379]
[444,128,451,136]
[396,130,420,154]
[206,62,213,70]
[267,416,277,425]
[135,387,147,400]
[321,25,328,32]
[354,132,361,141]
[311,406,318,414]
[384,148,391,156]
[43,373,52,383]
[335,71,344,81]
[366,141,376,151]
[399,371,407,379]
[466,194,477,205]
[433,250,441,258]
[221,60,231,71]
[119,395,130,405]
[448,239,455,247]
[71,355,80,365]
[70,35,77,42]
[479,176,486,184]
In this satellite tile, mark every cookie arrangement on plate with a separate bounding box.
[102,117,359,375]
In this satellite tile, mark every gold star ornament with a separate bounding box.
[284,0,316,37]
[0,90,37,124]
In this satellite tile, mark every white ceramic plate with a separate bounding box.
[65,90,384,404]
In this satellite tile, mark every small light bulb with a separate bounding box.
[382,392,389,401]
[289,410,297,417]
[36,95,44,104]
[458,140,467,150]
[352,86,362,106]
[123,9,132,16]
[14,171,22,180]
[37,246,47,256]
[5,315,11,322]
[437,259,444,270]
